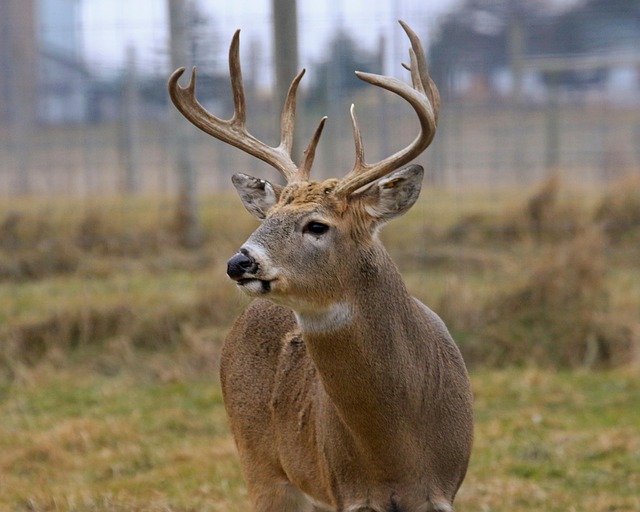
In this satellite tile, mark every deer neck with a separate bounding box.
[294,245,412,336]
[293,245,420,426]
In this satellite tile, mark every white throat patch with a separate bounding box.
[294,302,353,334]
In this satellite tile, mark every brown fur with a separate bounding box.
[220,174,474,512]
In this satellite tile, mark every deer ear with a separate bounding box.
[232,173,282,220]
[356,165,424,224]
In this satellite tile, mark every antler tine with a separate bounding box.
[168,29,321,183]
[350,104,366,171]
[228,30,247,127]
[400,19,440,124]
[299,116,328,178]
[279,71,330,180]
[279,69,304,156]
[334,21,439,196]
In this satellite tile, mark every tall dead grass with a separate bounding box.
[446,175,585,243]
[0,199,249,383]
[439,176,640,368]
[1,273,243,384]
[1,177,639,381]
[455,228,635,368]
[595,174,640,243]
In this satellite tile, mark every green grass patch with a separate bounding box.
[0,370,248,511]
[1,367,638,511]
[459,368,640,511]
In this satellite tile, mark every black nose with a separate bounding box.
[227,251,258,280]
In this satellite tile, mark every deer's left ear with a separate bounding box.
[232,173,283,220]
[355,164,424,224]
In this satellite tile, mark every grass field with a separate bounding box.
[1,366,638,511]
[1,178,639,510]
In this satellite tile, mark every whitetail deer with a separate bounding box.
[169,21,473,512]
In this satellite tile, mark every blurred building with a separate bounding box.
[429,0,640,105]
[39,0,91,123]
[0,0,90,126]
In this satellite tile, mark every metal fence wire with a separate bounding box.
[1,0,639,198]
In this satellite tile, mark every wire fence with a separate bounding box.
[1,0,639,199]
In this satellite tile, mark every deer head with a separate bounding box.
[168,21,439,316]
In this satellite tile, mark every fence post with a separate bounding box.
[119,45,141,194]
[168,0,202,248]
[272,0,300,174]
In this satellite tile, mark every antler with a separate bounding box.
[168,30,327,182]
[334,20,440,196]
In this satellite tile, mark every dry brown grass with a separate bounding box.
[451,228,636,368]
[595,174,640,243]
[1,177,639,382]
[1,180,639,511]
[424,177,639,369]
[1,366,638,511]
[445,175,588,244]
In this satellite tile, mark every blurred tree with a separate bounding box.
[140,1,223,109]
[540,0,640,89]
[308,29,379,108]
[429,0,640,97]
[428,0,550,99]
[547,0,640,55]
[186,0,222,75]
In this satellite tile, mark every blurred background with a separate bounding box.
[1,2,640,509]
[1,0,639,366]
[2,0,639,200]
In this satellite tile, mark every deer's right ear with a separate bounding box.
[232,173,282,220]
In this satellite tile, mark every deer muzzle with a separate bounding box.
[227,250,259,281]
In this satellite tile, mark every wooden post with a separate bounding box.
[168,0,202,248]
[119,45,141,194]
[272,0,300,171]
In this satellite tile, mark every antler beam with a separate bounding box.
[334,20,440,196]
[168,30,326,183]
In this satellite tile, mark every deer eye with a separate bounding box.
[303,221,329,235]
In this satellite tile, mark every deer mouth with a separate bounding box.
[236,278,272,294]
